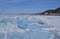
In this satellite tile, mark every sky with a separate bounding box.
[0,0,60,14]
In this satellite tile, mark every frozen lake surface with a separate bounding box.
[0,15,60,39]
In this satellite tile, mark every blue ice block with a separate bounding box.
[0,33,5,39]
[24,30,52,39]
[7,32,25,39]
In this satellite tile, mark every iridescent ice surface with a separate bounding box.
[0,15,59,39]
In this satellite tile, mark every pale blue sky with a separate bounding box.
[0,0,60,14]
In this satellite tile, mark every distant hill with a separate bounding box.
[37,7,60,16]
[54,7,60,13]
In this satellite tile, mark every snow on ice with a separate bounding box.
[0,15,60,39]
